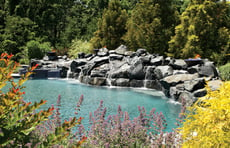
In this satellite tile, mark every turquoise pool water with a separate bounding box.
[19,79,181,132]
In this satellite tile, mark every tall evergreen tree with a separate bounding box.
[90,0,128,50]
[123,0,179,54]
[168,0,230,59]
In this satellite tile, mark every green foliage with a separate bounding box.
[0,53,85,147]
[91,0,128,50]
[124,0,179,54]
[219,63,230,81]
[0,16,36,54]
[168,0,230,59]
[27,40,51,59]
[68,39,93,59]
[180,81,230,147]
[0,53,53,146]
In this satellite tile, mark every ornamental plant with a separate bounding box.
[0,53,85,147]
[180,81,230,147]
[83,100,182,147]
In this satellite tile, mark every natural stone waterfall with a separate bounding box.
[27,45,222,105]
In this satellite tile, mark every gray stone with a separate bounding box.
[184,78,205,92]
[173,70,189,75]
[78,52,85,59]
[170,59,187,69]
[207,80,223,91]
[150,56,164,66]
[124,51,135,56]
[154,66,173,79]
[85,53,93,58]
[91,64,110,77]
[140,55,152,64]
[187,65,199,74]
[79,75,91,84]
[160,73,199,90]
[70,59,87,72]
[81,63,96,75]
[129,57,145,80]
[130,80,144,87]
[88,77,106,86]
[111,78,130,87]
[144,80,162,90]
[178,91,194,106]
[193,88,207,97]
[136,48,147,56]
[109,54,123,61]
[198,63,219,78]
[170,86,183,100]
[145,66,156,80]
[115,45,128,55]
[97,47,109,57]
[43,56,49,61]
[164,57,173,65]
[92,56,109,65]
[109,63,131,78]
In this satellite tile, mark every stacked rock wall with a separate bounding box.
[69,45,222,105]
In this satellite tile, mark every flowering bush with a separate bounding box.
[82,100,182,148]
[180,81,230,147]
[0,53,85,147]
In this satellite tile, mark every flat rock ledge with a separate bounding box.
[29,45,222,106]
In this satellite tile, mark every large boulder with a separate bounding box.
[91,64,110,77]
[154,66,173,79]
[88,77,106,86]
[160,73,199,90]
[170,59,187,69]
[136,48,147,56]
[97,47,109,57]
[109,63,131,79]
[187,65,199,74]
[79,75,91,84]
[184,78,205,92]
[81,63,96,75]
[193,88,207,97]
[207,80,223,91]
[130,80,144,87]
[129,57,145,80]
[178,91,195,106]
[114,45,128,55]
[150,56,164,66]
[144,80,162,90]
[145,66,156,80]
[109,54,123,61]
[198,62,219,78]
[111,78,130,87]
[140,55,152,65]
[169,85,184,100]
[70,59,87,72]
[92,56,109,66]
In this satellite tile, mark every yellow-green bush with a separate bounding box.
[180,81,230,147]
[219,63,230,81]
[68,39,93,59]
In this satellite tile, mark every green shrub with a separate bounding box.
[27,40,51,59]
[68,39,93,59]
[219,63,230,81]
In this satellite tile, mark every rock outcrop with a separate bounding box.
[29,45,221,105]
[67,45,221,105]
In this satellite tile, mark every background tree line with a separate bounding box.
[0,0,229,65]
